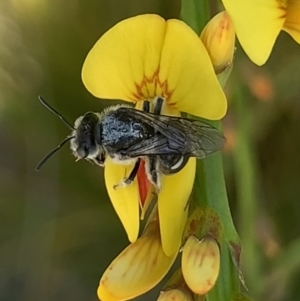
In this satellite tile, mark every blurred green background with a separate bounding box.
[1,0,300,300]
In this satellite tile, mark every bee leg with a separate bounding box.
[143,100,150,112]
[154,97,164,115]
[159,155,189,174]
[123,158,141,185]
[145,157,162,193]
[143,98,163,114]
[113,159,141,189]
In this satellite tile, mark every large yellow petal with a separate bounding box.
[82,14,166,102]
[159,19,227,120]
[104,157,140,242]
[222,0,286,65]
[98,221,177,301]
[158,158,196,256]
[283,1,300,43]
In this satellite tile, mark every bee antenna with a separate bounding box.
[36,136,75,171]
[38,95,75,130]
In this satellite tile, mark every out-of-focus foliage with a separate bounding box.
[0,1,299,301]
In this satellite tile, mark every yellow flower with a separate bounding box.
[200,11,235,73]
[222,0,300,65]
[98,220,177,301]
[82,14,227,256]
[181,236,220,295]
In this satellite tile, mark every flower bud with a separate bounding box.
[98,221,177,301]
[157,289,193,301]
[200,11,235,73]
[181,236,220,295]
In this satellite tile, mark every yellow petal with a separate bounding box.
[104,157,140,242]
[222,0,286,65]
[283,1,300,43]
[82,14,166,102]
[83,15,227,119]
[181,236,220,295]
[158,158,196,256]
[159,19,227,119]
[98,221,177,301]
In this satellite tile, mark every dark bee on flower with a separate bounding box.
[36,96,226,191]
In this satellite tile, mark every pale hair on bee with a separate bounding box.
[36,96,226,192]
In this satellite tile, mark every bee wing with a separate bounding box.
[124,134,174,156]
[119,108,226,158]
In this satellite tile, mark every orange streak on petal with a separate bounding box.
[137,160,151,207]
[132,67,175,101]
[283,1,300,43]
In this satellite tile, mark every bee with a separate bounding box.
[36,96,226,191]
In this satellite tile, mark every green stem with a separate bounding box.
[180,0,210,34]
[194,150,239,242]
[193,126,241,301]
[181,1,241,300]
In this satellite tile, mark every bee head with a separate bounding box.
[36,96,105,171]
[71,112,104,162]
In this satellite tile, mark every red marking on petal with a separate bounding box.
[137,160,151,207]
[132,68,174,100]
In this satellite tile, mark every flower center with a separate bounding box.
[132,69,173,101]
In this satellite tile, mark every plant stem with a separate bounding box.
[181,1,242,300]
[180,0,210,34]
